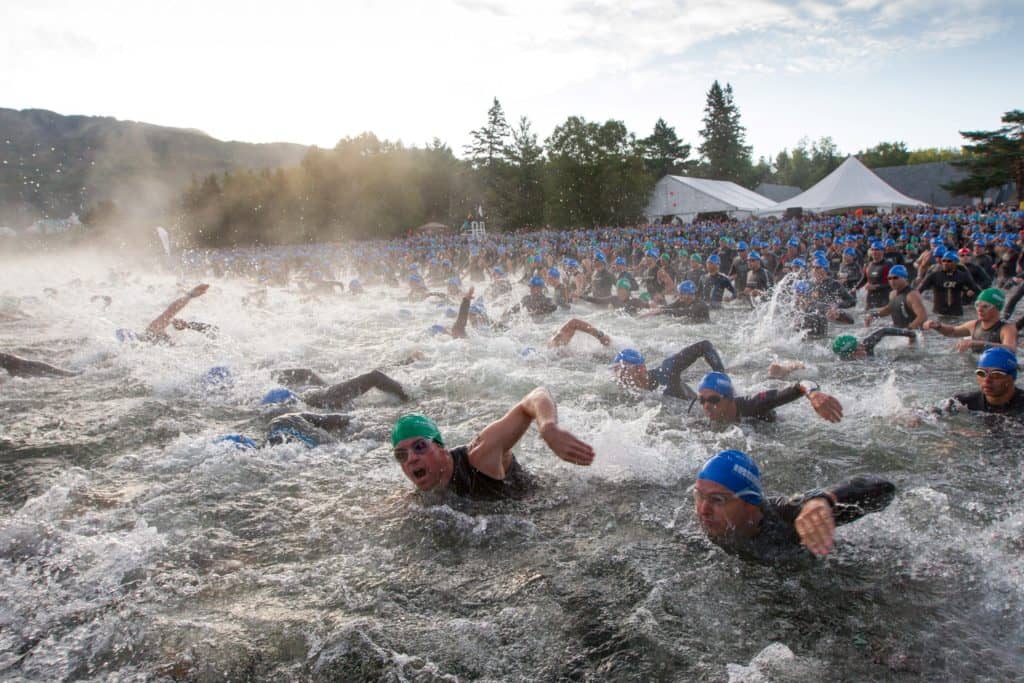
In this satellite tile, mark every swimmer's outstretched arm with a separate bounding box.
[303,369,409,408]
[274,368,328,387]
[790,476,896,556]
[467,387,595,480]
[450,287,474,339]
[0,352,79,378]
[145,284,209,337]
[548,318,610,348]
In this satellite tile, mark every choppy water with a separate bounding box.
[1,251,1022,681]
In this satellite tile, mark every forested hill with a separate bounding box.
[0,108,309,227]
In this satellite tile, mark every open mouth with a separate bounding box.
[413,468,427,479]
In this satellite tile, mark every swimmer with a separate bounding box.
[696,372,843,423]
[942,348,1024,416]
[503,277,557,320]
[640,280,710,322]
[219,412,352,450]
[118,283,211,343]
[0,352,80,378]
[581,278,646,315]
[271,368,410,408]
[922,288,1017,353]
[694,449,895,564]
[391,387,594,499]
[864,265,928,331]
[831,328,919,360]
[610,341,726,400]
[696,255,736,308]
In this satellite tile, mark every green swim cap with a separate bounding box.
[616,277,632,290]
[832,335,859,358]
[638,292,652,302]
[976,287,1005,310]
[391,413,444,447]
[691,254,702,262]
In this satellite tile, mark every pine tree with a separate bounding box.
[465,97,512,169]
[639,118,694,178]
[697,81,752,185]
[945,110,1024,205]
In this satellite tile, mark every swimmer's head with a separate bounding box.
[261,387,300,405]
[529,275,545,290]
[201,365,233,388]
[115,328,138,343]
[977,347,1018,380]
[831,334,860,359]
[698,372,734,399]
[694,450,764,539]
[611,348,648,388]
[697,450,763,505]
[392,413,450,492]
[677,280,697,296]
[392,413,445,447]
[216,434,259,450]
[975,287,1005,312]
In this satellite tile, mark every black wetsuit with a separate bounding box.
[732,384,806,422]
[857,259,892,309]
[731,257,749,291]
[646,340,725,400]
[299,370,409,409]
[266,412,350,447]
[447,445,535,500]
[837,260,861,290]
[590,269,616,298]
[918,267,980,317]
[660,299,710,322]
[951,388,1024,416]
[697,273,737,308]
[710,476,896,565]
[888,285,917,329]
[812,277,856,308]
[970,319,1010,351]
[0,352,79,378]
[859,327,916,355]
[506,293,558,317]
[581,295,645,315]
[745,266,773,293]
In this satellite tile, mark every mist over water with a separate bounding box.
[1,249,1022,680]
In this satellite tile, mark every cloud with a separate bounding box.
[452,0,512,16]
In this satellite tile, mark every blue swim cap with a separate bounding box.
[888,264,908,279]
[349,278,362,290]
[884,238,896,247]
[261,387,300,405]
[978,347,1018,378]
[843,247,856,256]
[409,274,423,284]
[493,266,505,275]
[677,280,697,294]
[933,245,947,258]
[697,450,764,505]
[594,252,607,263]
[428,324,447,335]
[813,255,829,269]
[707,254,721,265]
[788,238,800,247]
[698,371,734,399]
[747,251,761,261]
[942,251,959,263]
[612,348,645,366]
[445,307,457,318]
[791,258,807,269]
[448,276,461,286]
[202,365,233,388]
[529,275,544,287]
[870,242,883,250]
[794,281,811,294]
[217,434,259,450]
[519,346,537,358]
[737,241,748,250]
[115,328,138,343]
[548,267,561,279]
[614,256,627,266]
[469,302,486,315]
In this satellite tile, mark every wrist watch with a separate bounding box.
[799,380,821,396]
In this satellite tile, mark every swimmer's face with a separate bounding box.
[706,262,719,273]
[698,389,733,422]
[613,363,648,390]
[811,266,827,282]
[616,287,629,301]
[747,258,760,269]
[694,480,757,538]
[941,259,956,272]
[678,293,695,304]
[974,301,999,324]
[394,437,451,492]
[976,367,1015,401]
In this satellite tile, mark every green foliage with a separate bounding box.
[945,110,1024,204]
[696,81,752,185]
[905,147,972,165]
[858,141,910,168]
[544,116,651,227]
[766,137,841,189]
[638,118,694,178]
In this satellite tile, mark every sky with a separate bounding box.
[3,0,1021,161]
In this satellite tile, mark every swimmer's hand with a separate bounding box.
[538,423,595,466]
[808,391,843,423]
[795,497,835,556]
[953,339,974,353]
[463,286,475,300]
[188,284,210,299]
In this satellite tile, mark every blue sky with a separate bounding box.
[3,0,1020,162]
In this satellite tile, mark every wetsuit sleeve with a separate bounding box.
[799,475,896,526]
[274,368,327,387]
[298,412,351,432]
[657,340,725,400]
[837,284,856,309]
[860,327,916,355]
[721,275,736,296]
[0,352,79,378]
[303,369,408,408]
[451,295,471,338]
[736,384,804,418]
[916,270,934,293]
[855,266,868,290]
[580,295,614,306]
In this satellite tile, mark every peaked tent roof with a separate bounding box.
[757,156,926,216]
[646,175,776,218]
[755,182,802,202]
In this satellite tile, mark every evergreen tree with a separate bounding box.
[697,81,752,185]
[505,116,545,230]
[465,97,512,169]
[946,110,1024,205]
[858,141,910,168]
[639,118,694,178]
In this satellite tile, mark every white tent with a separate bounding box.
[758,156,926,216]
[646,175,776,222]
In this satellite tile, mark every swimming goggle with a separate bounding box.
[698,395,722,406]
[393,437,432,463]
[975,369,1011,380]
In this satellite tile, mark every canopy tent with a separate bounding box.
[645,175,776,222]
[757,156,926,216]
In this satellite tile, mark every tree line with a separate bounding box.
[175,83,1014,246]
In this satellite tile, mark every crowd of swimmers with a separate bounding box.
[4,205,1024,565]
